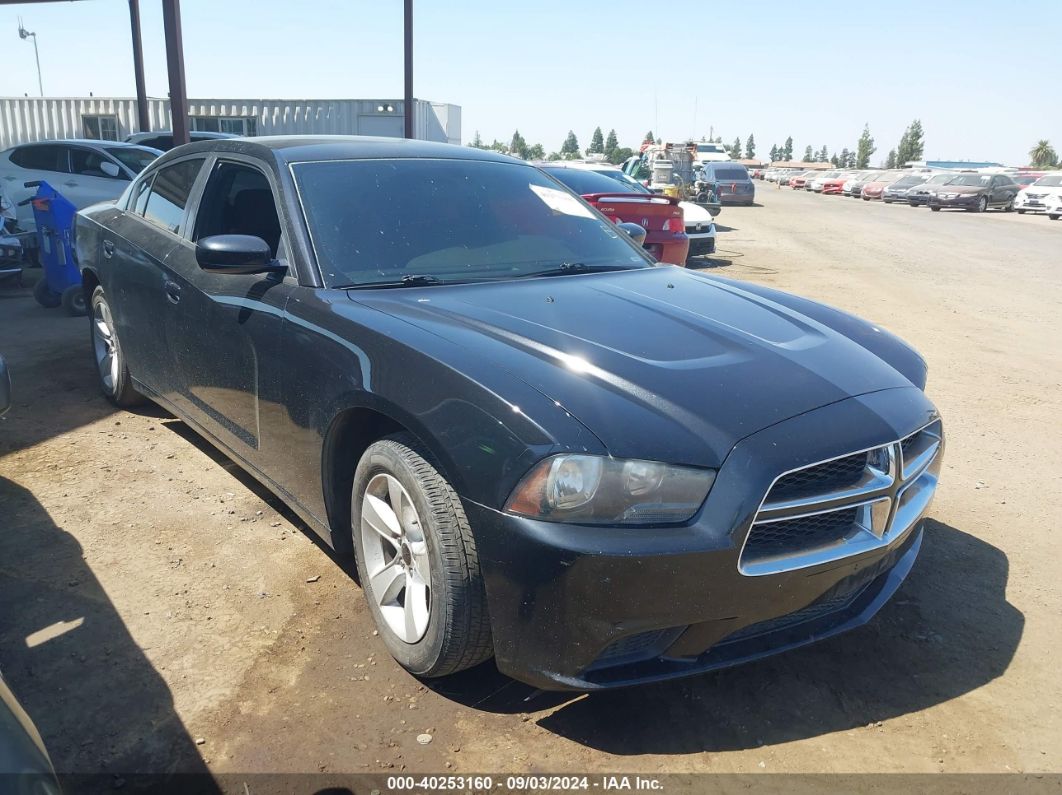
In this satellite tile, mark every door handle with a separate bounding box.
[102,240,115,258]
[163,279,181,305]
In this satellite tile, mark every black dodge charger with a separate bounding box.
[76,137,943,690]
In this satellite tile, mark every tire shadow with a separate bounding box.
[0,477,221,789]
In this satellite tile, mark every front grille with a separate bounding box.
[769,451,869,501]
[588,627,684,671]
[743,508,858,560]
[739,421,943,576]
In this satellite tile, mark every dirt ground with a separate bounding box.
[1,189,1060,783]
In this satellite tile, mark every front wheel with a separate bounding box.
[1017,209,1026,215]
[352,434,493,678]
[1049,214,1060,221]
[90,286,145,407]
[931,206,942,212]
[971,196,988,213]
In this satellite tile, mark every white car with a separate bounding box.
[1014,174,1062,217]
[0,139,160,230]
[551,161,718,259]
[692,141,731,163]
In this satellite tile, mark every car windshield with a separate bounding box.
[587,169,651,194]
[294,158,652,288]
[544,167,643,195]
[892,176,927,187]
[927,174,956,184]
[950,174,992,187]
[1033,175,1062,187]
[105,146,159,174]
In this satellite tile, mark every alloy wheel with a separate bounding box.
[92,300,119,394]
[360,473,431,643]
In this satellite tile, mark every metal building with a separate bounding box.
[0,96,461,150]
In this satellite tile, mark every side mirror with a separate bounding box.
[617,222,647,246]
[100,161,122,178]
[195,235,286,275]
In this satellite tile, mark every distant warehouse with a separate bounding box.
[0,96,461,150]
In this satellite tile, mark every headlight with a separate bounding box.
[505,454,716,525]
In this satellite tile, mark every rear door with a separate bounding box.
[162,157,295,466]
[102,157,207,397]
[1,144,69,227]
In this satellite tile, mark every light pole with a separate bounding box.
[17,18,43,97]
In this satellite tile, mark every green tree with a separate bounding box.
[588,126,605,154]
[1029,139,1058,168]
[830,154,840,167]
[730,136,743,158]
[803,145,814,162]
[526,143,545,161]
[487,139,507,153]
[745,133,756,160]
[840,147,851,168]
[896,119,925,164]
[560,130,582,159]
[643,131,656,146]
[769,144,779,161]
[783,136,794,160]
[509,129,529,159]
[609,146,634,165]
[885,149,897,169]
[818,145,829,163]
[547,151,562,161]
[856,124,875,169]
[604,128,619,159]
[469,130,484,148]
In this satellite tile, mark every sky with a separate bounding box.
[1,0,1059,166]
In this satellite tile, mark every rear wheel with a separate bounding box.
[1050,214,1060,221]
[90,286,145,407]
[33,277,60,308]
[1017,209,1026,214]
[931,206,941,212]
[352,434,492,678]
[1004,199,1015,213]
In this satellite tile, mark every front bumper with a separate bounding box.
[468,388,941,690]
[929,194,980,209]
[686,230,716,256]
[1015,198,1049,213]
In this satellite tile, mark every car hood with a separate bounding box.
[940,185,985,194]
[350,267,915,468]
[678,201,714,224]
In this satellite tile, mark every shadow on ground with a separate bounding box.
[0,477,220,791]
[428,520,1022,754]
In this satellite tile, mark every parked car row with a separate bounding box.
[769,166,1061,218]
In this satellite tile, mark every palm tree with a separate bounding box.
[1029,140,1058,168]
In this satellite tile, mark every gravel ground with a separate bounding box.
[1,188,1059,782]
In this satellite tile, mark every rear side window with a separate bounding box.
[10,144,68,172]
[141,159,204,234]
[712,167,750,181]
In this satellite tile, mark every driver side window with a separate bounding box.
[193,161,287,269]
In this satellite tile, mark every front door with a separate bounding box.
[163,159,295,467]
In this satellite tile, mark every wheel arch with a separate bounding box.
[320,398,468,557]
[81,266,101,304]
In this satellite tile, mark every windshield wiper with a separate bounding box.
[336,274,443,290]
[520,262,632,279]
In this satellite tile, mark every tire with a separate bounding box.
[1049,214,1060,221]
[61,284,87,316]
[931,206,941,212]
[33,276,61,308]
[1004,199,1014,213]
[1017,209,1026,215]
[89,286,145,407]
[972,196,988,213]
[352,434,492,678]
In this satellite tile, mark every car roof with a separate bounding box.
[153,135,519,167]
[11,138,145,148]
